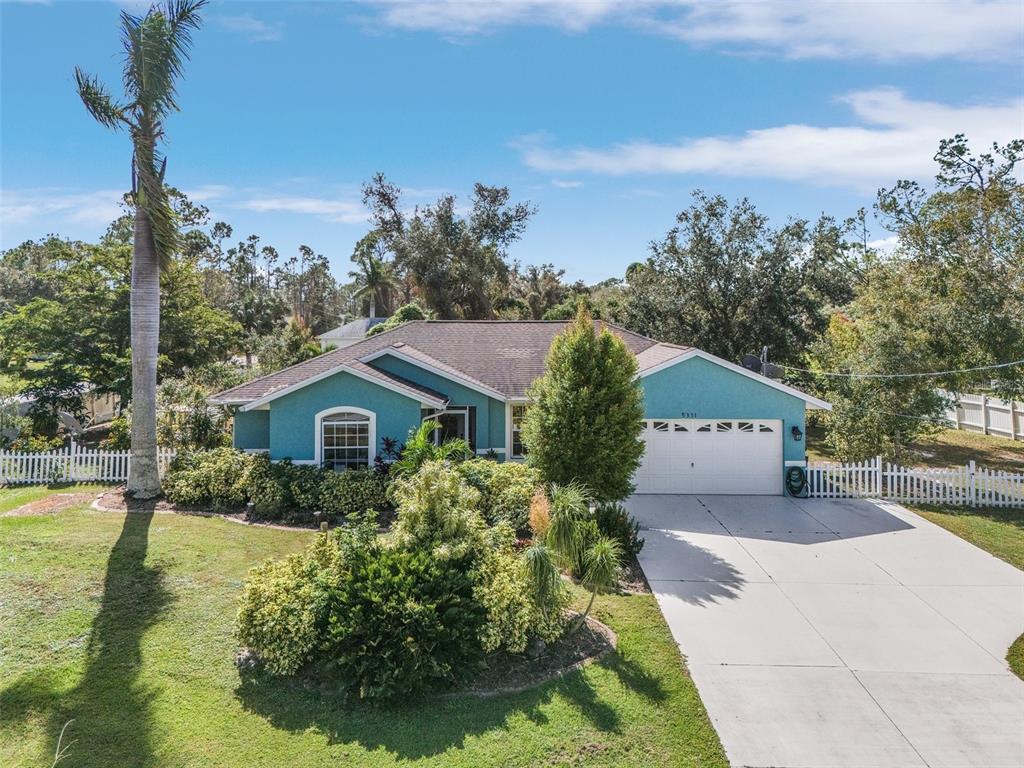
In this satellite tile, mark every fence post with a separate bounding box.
[968,460,976,507]
[874,456,882,497]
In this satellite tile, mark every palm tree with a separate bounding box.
[75,1,206,497]
[392,419,470,477]
[349,231,398,319]
[574,536,621,632]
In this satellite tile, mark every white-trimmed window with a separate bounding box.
[317,408,374,470]
[511,404,527,459]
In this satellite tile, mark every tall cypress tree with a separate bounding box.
[522,307,645,501]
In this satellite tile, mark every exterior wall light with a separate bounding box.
[791,426,803,442]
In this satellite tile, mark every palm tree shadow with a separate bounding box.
[1,510,172,768]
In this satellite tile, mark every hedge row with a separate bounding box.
[163,448,388,521]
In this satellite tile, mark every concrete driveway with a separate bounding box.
[626,494,1024,768]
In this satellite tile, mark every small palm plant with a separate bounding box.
[575,536,622,632]
[392,419,470,477]
[541,481,622,633]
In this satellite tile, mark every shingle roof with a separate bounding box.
[319,316,389,340]
[210,320,672,405]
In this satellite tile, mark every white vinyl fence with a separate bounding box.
[0,441,176,485]
[941,391,1024,442]
[806,456,1024,508]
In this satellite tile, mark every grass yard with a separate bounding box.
[907,503,1024,679]
[0,491,727,768]
[0,484,110,514]
[807,424,1024,472]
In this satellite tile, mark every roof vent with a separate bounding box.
[392,342,405,348]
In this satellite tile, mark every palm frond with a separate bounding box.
[582,536,621,593]
[74,69,127,130]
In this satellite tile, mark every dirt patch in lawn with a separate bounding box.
[461,614,618,697]
[4,492,97,517]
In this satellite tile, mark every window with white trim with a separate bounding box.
[511,404,527,458]
[321,411,371,470]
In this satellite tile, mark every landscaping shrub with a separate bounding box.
[528,488,551,539]
[244,454,294,519]
[235,550,333,675]
[241,456,390,521]
[594,502,644,561]
[163,447,254,510]
[458,459,540,529]
[318,468,388,520]
[324,547,486,701]
[391,460,486,557]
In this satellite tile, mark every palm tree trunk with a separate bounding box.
[368,293,376,319]
[127,206,161,498]
[573,589,597,634]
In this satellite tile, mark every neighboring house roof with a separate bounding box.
[319,317,389,341]
[210,320,829,410]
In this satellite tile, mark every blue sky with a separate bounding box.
[2,1,1022,282]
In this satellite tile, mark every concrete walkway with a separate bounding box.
[627,494,1024,768]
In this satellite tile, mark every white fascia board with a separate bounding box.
[359,347,507,402]
[239,363,448,412]
[638,348,832,411]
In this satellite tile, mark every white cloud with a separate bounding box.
[361,1,1023,62]
[551,179,583,188]
[517,89,1024,190]
[182,184,231,203]
[218,14,283,43]
[239,196,368,224]
[0,188,125,228]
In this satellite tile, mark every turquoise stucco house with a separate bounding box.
[210,321,830,495]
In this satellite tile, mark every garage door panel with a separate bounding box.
[634,419,782,495]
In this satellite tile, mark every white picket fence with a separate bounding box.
[807,456,1024,507]
[0,441,176,485]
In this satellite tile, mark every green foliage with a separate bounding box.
[392,419,470,477]
[0,236,241,421]
[363,175,536,319]
[457,458,540,529]
[156,363,248,450]
[391,460,486,558]
[366,301,433,336]
[245,454,293,518]
[594,502,645,561]
[0,379,29,448]
[235,550,333,676]
[522,307,645,501]
[622,190,861,366]
[318,468,389,519]
[256,317,322,373]
[573,535,623,631]
[163,448,254,510]
[544,482,590,569]
[325,547,486,701]
[475,543,535,654]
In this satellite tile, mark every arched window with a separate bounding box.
[316,408,375,471]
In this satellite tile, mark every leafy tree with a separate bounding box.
[624,191,860,365]
[363,174,536,319]
[521,307,645,501]
[281,245,343,335]
[365,301,433,337]
[223,233,288,367]
[0,379,30,447]
[0,238,238,432]
[74,0,207,496]
[256,317,322,373]
[874,135,1024,399]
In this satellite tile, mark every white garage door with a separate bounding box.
[634,419,783,495]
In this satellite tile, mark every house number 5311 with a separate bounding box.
[679,411,697,418]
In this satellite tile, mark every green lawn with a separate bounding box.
[0,484,110,514]
[807,424,1024,472]
[907,503,1024,679]
[0,492,727,768]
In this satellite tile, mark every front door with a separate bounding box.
[434,410,468,444]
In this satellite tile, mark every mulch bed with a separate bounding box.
[3,492,98,517]
[619,555,651,594]
[460,614,617,697]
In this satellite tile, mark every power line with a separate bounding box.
[781,359,1024,379]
